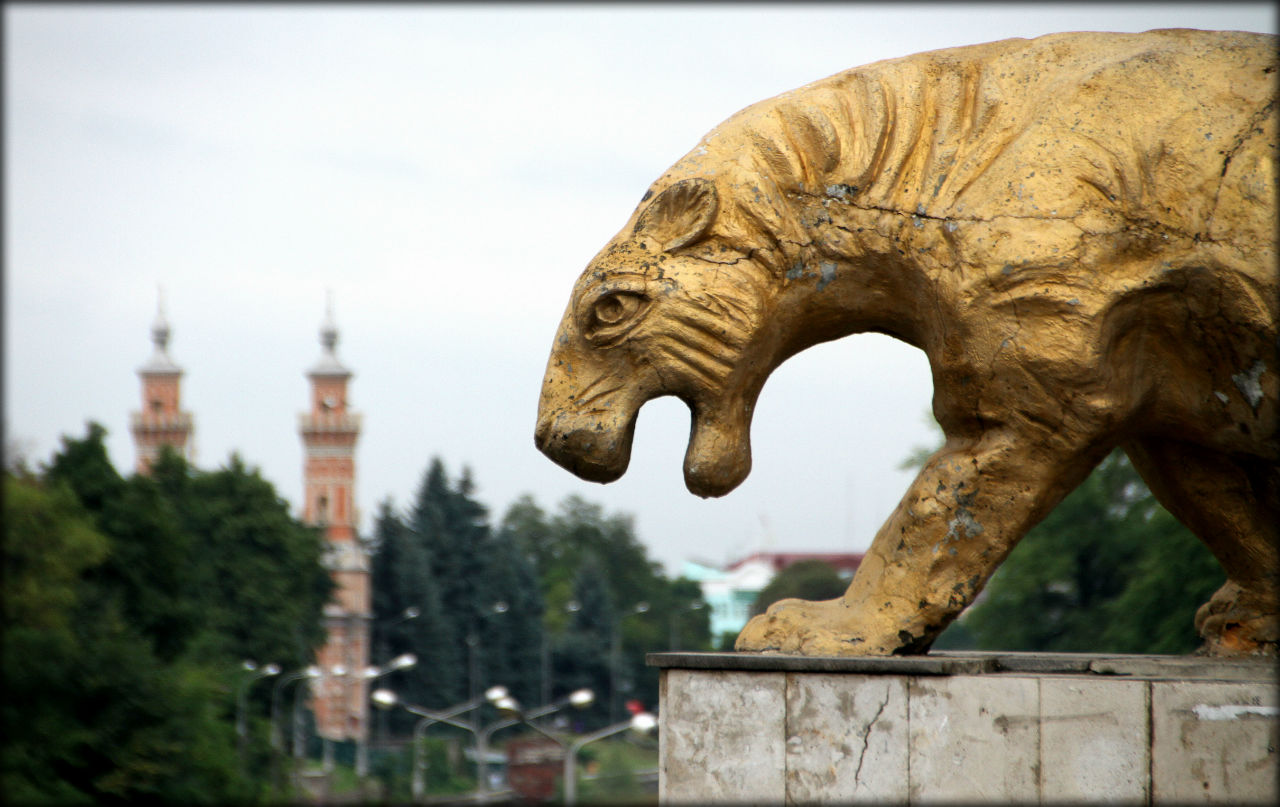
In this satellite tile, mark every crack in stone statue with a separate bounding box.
[535,30,1278,657]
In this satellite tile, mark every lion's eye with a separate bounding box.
[594,293,643,325]
[595,294,637,324]
[585,291,648,345]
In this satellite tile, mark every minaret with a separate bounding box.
[131,290,194,473]
[299,297,370,747]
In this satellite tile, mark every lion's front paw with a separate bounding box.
[1195,581,1280,657]
[734,597,902,656]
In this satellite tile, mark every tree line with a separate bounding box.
[2,424,711,803]
[3,424,332,804]
[367,458,711,736]
[4,416,1230,802]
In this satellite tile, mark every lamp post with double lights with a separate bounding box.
[354,652,417,778]
[563,712,658,806]
[469,688,595,795]
[371,685,510,802]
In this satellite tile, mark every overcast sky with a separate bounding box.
[6,3,1275,574]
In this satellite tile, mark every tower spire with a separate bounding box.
[132,287,193,473]
[320,288,338,354]
[310,290,350,378]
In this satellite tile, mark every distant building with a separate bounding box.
[131,292,194,473]
[682,551,864,638]
[298,300,370,746]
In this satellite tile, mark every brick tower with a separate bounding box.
[299,300,370,746]
[131,291,194,473]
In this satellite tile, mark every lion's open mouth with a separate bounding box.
[534,393,752,498]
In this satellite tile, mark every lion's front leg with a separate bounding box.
[736,425,1109,655]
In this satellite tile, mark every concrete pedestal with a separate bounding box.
[648,651,1278,804]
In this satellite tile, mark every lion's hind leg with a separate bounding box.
[1124,438,1279,656]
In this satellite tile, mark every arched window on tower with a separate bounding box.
[317,494,329,526]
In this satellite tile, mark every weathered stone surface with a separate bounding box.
[659,669,786,803]
[647,650,995,675]
[657,656,1280,804]
[536,29,1279,658]
[1151,680,1280,803]
[1090,655,1280,681]
[785,673,908,803]
[907,676,1040,802]
[1040,676,1149,803]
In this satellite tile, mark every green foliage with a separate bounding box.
[369,500,457,731]
[959,451,1224,653]
[749,560,848,617]
[3,422,332,804]
[370,458,541,726]
[370,462,710,739]
[3,475,110,805]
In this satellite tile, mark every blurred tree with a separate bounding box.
[161,452,332,672]
[371,459,546,722]
[370,466,711,733]
[2,474,111,804]
[408,459,473,703]
[5,422,334,803]
[749,560,848,617]
[475,529,545,708]
[369,500,456,731]
[541,496,710,718]
[553,553,616,725]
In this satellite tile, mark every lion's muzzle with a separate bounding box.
[534,403,637,484]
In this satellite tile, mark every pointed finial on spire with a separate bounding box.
[151,284,171,352]
[140,285,180,374]
[309,289,350,377]
[320,289,340,354]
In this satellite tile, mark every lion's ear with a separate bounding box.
[634,178,719,252]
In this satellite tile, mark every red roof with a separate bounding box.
[727,551,865,574]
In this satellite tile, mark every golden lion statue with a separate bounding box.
[535,30,1278,657]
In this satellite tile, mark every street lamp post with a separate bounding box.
[469,689,594,795]
[375,607,419,746]
[468,601,509,703]
[236,660,281,771]
[272,666,322,751]
[564,712,658,806]
[610,602,649,724]
[269,665,320,793]
[544,600,583,707]
[354,653,416,778]
[371,686,509,802]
